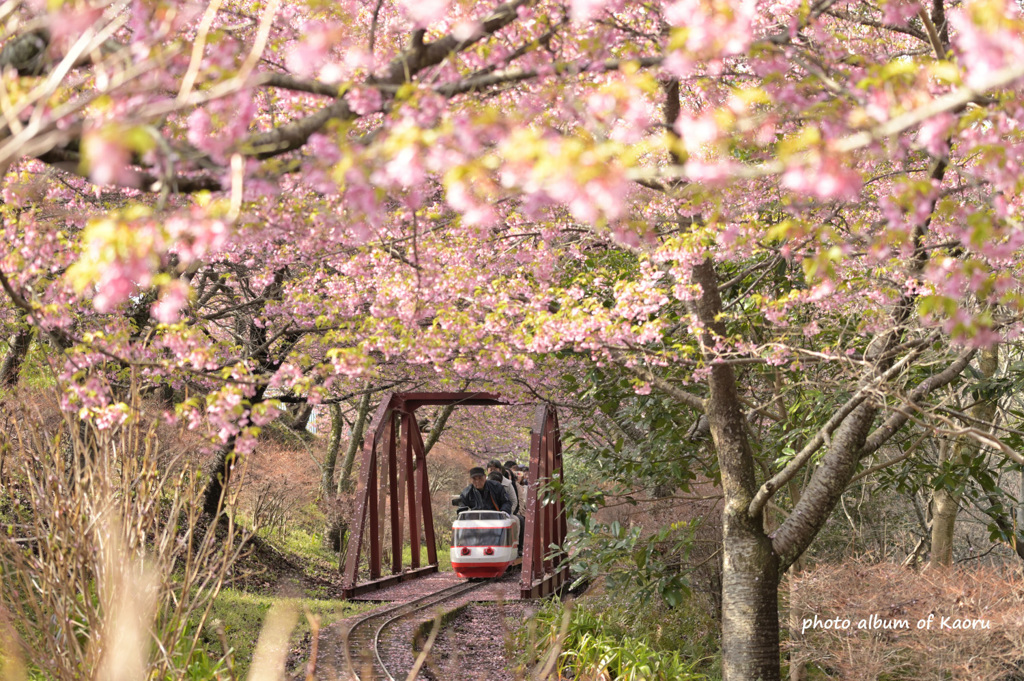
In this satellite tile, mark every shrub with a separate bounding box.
[523,594,716,680]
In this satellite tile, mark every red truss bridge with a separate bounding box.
[340,392,569,600]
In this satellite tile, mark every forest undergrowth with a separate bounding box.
[3,388,1024,681]
[785,561,1024,681]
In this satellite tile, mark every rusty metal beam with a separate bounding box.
[367,392,396,442]
[386,412,401,575]
[399,392,502,409]
[376,426,390,578]
[342,393,397,588]
[522,565,569,599]
[411,422,438,565]
[394,412,408,575]
[521,404,547,596]
[368,440,380,579]
[341,564,439,599]
[404,412,421,569]
[555,411,567,571]
[545,412,556,573]
[341,420,378,587]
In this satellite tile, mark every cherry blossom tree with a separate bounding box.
[4,0,1024,677]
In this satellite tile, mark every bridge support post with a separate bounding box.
[520,404,569,599]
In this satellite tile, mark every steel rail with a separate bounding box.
[342,580,486,680]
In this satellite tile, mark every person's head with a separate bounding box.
[487,471,503,483]
[486,459,503,474]
[469,466,486,490]
[504,460,518,473]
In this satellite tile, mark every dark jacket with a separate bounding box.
[456,480,511,514]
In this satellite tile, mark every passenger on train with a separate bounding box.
[488,459,519,514]
[489,460,525,557]
[504,460,525,510]
[504,460,520,483]
[452,466,511,514]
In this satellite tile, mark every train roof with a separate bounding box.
[454,510,512,523]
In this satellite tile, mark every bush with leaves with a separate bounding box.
[522,595,717,680]
[557,366,722,609]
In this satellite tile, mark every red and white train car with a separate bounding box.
[450,510,519,578]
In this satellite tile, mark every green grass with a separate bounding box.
[276,526,339,568]
[245,515,452,580]
[0,337,57,391]
[400,543,442,569]
[200,588,375,678]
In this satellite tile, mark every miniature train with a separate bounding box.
[449,510,520,578]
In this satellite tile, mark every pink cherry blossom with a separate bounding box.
[83,133,138,187]
[951,4,1024,89]
[399,0,450,27]
[151,281,189,323]
[346,86,383,116]
[782,158,862,202]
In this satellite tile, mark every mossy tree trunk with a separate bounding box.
[321,403,344,498]
[0,327,32,388]
[692,259,782,681]
[337,388,372,494]
[930,345,998,568]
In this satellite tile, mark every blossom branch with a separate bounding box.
[630,61,1024,185]
[615,359,706,412]
[855,349,979,460]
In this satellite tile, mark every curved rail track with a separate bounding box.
[341,580,487,681]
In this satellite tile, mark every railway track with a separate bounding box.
[341,580,487,680]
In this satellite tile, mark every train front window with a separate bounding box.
[453,528,509,547]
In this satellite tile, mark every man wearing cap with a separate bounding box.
[452,466,511,514]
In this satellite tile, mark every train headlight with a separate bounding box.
[460,547,471,556]
[484,547,494,556]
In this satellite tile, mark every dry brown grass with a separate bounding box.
[786,561,1024,680]
[0,387,248,679]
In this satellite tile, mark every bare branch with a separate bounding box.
[857,348,977,459]
[748,339,932,519]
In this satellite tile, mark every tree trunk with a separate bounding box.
[338,388,372,494]
[929,438,957,567]
[692,259,781,681]
[203,443,234,517]
[285,403,315,432]
[422,403,455,455]
[202,392,267,516]
[721,519,781,681]
[929,345,998,568]
[0,327,32,388]
[786,480,806,681]
[321,403,344,498]
[1018,468,1024,532]
[325,514,347,553]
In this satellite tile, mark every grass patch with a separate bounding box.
[276,526,339,569]
[201,588,375,678]
[245,518,451,583]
